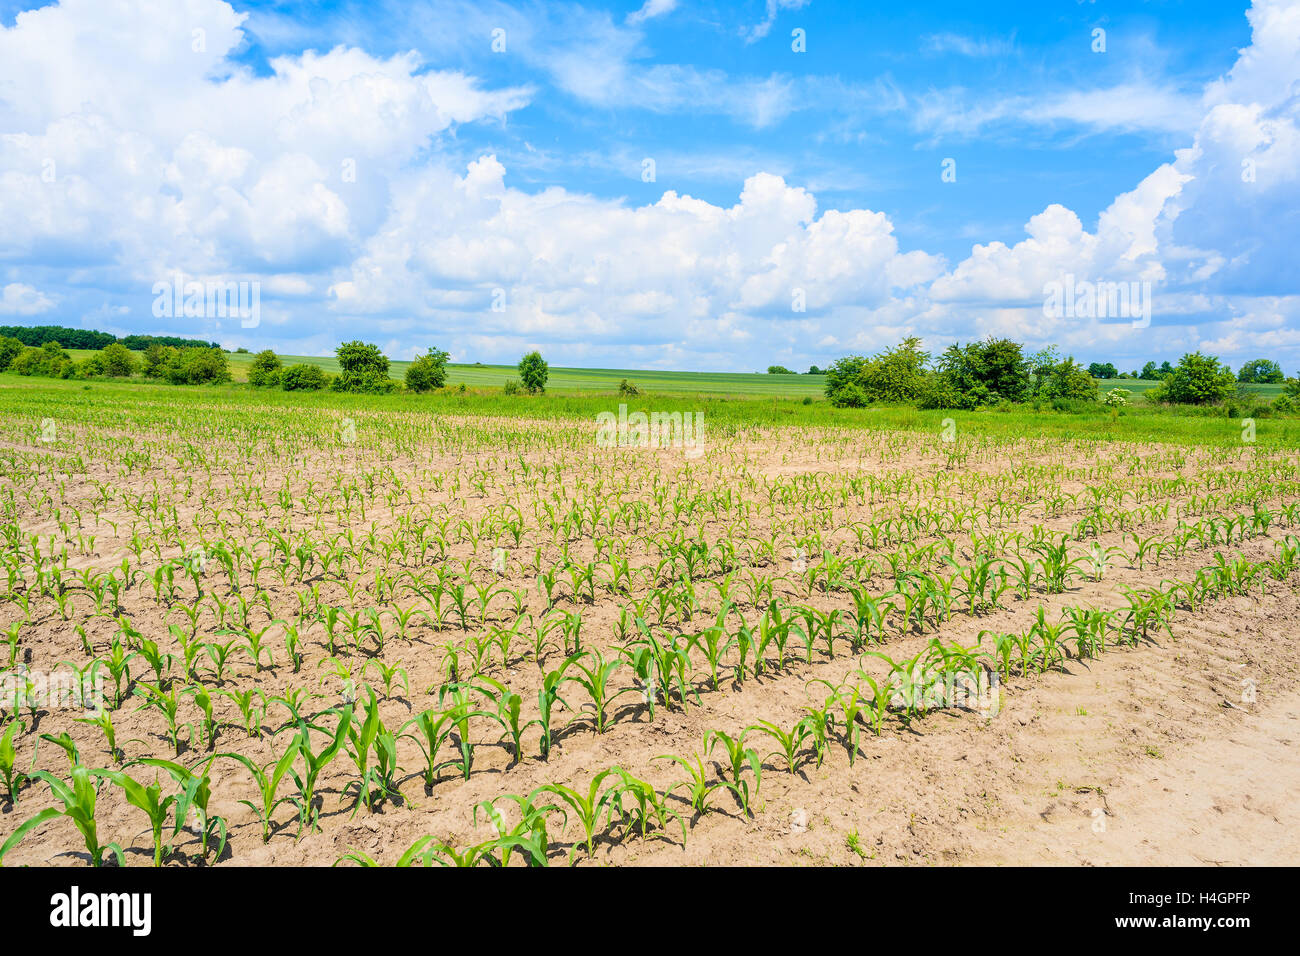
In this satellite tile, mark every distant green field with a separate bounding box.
[1093,378,1283,398]
[67,349,828,396]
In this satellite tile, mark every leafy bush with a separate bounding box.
[503,379,521,396]
[404,347,449,393]
[162,347,231,385]
[1146,352,1236,405]
[1237,358,1285,384]
[767,365,794,374]
[100,343,137,377]
[75,353,105,378]
[825,337,930,406]
[1102,387,1131,407]
[141,343,173,378]
[518,351,549,394]
[0,335,25,372]
[280,363,327,391]
[935,338,1030,406]
[617,379,639,397]
[333,341,395,393]
[1038,357,1098,402]
[247,349,282,387]
[10,341,74,378]
[829,382,867,408]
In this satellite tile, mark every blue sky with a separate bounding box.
[223,0,1247,263]
[0,0,1296,372]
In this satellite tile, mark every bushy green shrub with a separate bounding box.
[825,337,930,406]
[0,335,26,372]
[404,347,449,393]
[162,347,231,385]
[100,342,138,377]
[1039,357,1098,402]
[10,341,74,378]
[247,349,282,387]
[1146,352,1236,405]
[935,338,1030,405]
[75,353,105,378]
[332,340,395,393]
[280,363,327,391]
[829,382,867,408]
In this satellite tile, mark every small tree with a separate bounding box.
[405,347,450,393]
[247,349,282,387]
[333,341,395,393]
[517,351,549,394]
[0,335,23,373]
[1040,357,1098,402]
[100,343,138,378]
[1237,359,1285,384]
[767,365,794,374]
[142,343,173,378]
[1149,352,1236,405]
[164,347,231,385]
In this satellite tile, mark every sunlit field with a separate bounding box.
[2,376,1298,867]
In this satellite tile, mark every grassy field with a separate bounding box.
[7,375,1297,447]
[1096,377,1284,398]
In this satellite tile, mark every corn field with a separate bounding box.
[2,383,1298,866]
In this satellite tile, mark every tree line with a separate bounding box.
[822,337,1297,410]
[0,325,219,351]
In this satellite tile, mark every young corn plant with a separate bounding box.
[748,718,813,776]
[534,771,621,860]
[563,650,633,735]
[28,766,124,867]
[138,756,227,864]
[608,767,685,845]
[219,742,300,843]
[655,751,722,819]
[99,769,178,867]
[290,708,352,835]
[0,720,28,804]
[704,728,762,817]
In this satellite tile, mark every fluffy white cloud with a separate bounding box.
[0,283,56,315]
[0,0,531,281]
[331,160,942,356]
